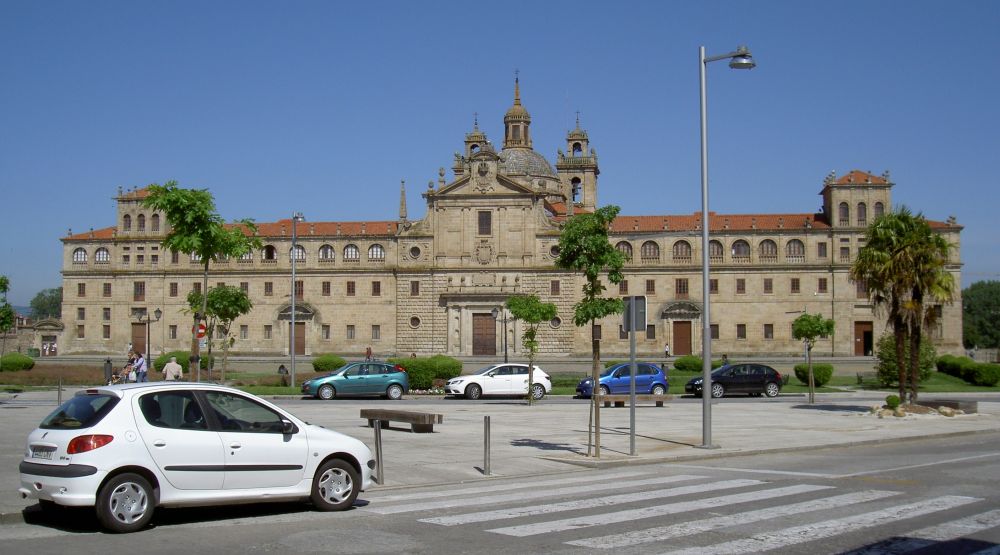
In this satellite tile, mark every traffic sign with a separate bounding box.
[195,323,207,338]
[622,296,647,332]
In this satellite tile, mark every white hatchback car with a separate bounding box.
[19,383,374,533]
[445,363,552,400]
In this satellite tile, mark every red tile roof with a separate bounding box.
[253,219,399,237]
[118,187,153,200]
[610,212,830,233]
[64,227,117,240]
[832,170,888,185]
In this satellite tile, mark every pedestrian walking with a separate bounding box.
[135,352,149,382]
[664,343,670,358]
[365,346,373,361]
[163,356,183,381]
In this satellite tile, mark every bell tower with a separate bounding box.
[503,74,532,149]
[556,112,599,213]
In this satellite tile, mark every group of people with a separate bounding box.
[110,350,184,384]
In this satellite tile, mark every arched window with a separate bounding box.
[786,239,805,259]
[874,202,885,219]
[344,244,360,261]
[759,240,778,259]
[72,248,88,264]
[239,250,253,261]
[137,214,146,231]
[122,214,132,231]
[857,202,867,226]
[732,240,751,258]
[640,241,660,261]
[672,240,692,260]
[151,214,160,232]
[615,241,633,260]
[571,177,581,202]
[262,245,277,260]
[190,252,201,262]
[95,247,110,263]
[572,142,583,156]
[290,245,305,262]
[368,244,385,261]
[709,240,724,260]
[319,244,334,260]
[838,202,850,226]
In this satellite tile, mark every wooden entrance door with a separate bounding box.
[854,321,874,356]
[672,321,692,356]
[289,322,305,355]
[131,323,146,355]
[472,314,496,356]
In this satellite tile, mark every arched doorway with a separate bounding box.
[660,301,703,356]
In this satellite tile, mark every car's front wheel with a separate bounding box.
[311,459,360,511]
[764,382,780,397]
[710,383,725,398]
[530,383,545,400]
[318,384,335,400]
[96,472,154,533]
[651,384,666,396]
[386,384,403,400]
[465,383,482,400]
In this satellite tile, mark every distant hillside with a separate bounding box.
[12,305,32,317]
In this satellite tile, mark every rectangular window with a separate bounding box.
[619,325,628,340]
[167,282,176,297]
[347,281,356,296]
[856,279,868,298]
[136,255,144,265]
[169,325,177,339]
[103,324,111,340]
[102,307,111,321]
[77,307,85,320]
[818,277,828,293]
[478,211,492,235]
[764,323,774,340]
[371,281,381,296]
[710,324,719,340]
[322,281,331,296]
[646,324,655,340]
[371,325,380,340]
[646,279,655,295]
[122,254,130,265]
[676,278,689,299]
[193,282,201,295]
[322,324,330,340]
[77,283,86,297]
[295,280,304,301]
[736,279,746,295]
[410,281,420,296]
[216,282,225,289]
[550,280,560,296]
[240,325,248,340]
[709,279,718,295]
[736,324,747,340]
[150,254,158,265]
[619,280,628,295]
[764,278,773,294]
[817,242,827,258]
[791,278,801,294]
[103,283,111,297]
[264,325,272,339]
[593,324,602,340]
[133,281,145,301]
[240,282,249,294]
[77,325,85,338]
[264,282,273,296]
[840,246,850,262]
[216,324,225,337]
[346,324,355,339]
[171,251,179,264]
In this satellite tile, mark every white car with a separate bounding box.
[19,383,374,533]
[445,364,552,400]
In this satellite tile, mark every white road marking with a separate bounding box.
[658,495,983,555]
[420,478,766,526]
[668,463,838,479]
[568,489,900,549]
[844,508,1000,555]
[839,453,1000,478]
[365,474,707,515]
[486,483,832,537]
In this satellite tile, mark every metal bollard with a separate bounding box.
[57,376,62,406]
[374,420,384,485]
[484,415,491,476]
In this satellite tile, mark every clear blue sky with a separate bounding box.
[2,1,998,306]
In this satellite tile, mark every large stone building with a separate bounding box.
[59,81,964,359]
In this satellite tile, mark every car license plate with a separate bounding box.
[31,448,54,460]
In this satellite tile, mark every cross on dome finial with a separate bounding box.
[473,112,478,129]
[575,110,581,128]
[513,69,521,105]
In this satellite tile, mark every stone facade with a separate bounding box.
[58,82,964,359]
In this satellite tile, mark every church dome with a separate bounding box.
[500,148,557,178]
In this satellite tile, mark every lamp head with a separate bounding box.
[292,212,305,222]
[154,308,162,321]
[491,307,499,319]
[729,45,755,69]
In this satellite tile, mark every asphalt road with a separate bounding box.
[4,432,999,554]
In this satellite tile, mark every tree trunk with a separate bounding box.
[807,345,815,404]
[221,325,230,383]
[909,321,922,404]
[893,314,907,403]
[527,346,535,406]
[591,332,601,459]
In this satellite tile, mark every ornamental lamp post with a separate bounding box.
[290,212,305,388]
[491,307,509,363]
[699,44,755,449]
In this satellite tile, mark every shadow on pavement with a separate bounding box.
[790,403,872,413]
[511,438,586,454]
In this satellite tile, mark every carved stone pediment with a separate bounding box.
[661,301,702,320]
[277,304,315,321]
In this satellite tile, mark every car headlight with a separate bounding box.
[692,379,703,385]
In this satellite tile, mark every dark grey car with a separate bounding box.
[685,363,784,398]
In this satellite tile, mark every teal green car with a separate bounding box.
[301,362,410,400]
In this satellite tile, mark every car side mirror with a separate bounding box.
[281,419,297,435]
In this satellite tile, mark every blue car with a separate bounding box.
[576,362,669,398]
[301,361,409,400]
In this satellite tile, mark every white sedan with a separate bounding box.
[445,364,552,400]
[19,383,374,533]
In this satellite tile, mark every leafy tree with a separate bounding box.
[792,312,835,404]
[962,280,1000,349]
[555,205,625,456]
[187,285,253,381]
[144,181,262,380]
[0,276,15,359]
[505,294,557,405]
[29,287,62,320]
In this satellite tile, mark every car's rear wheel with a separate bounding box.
[465,384,482,400]
[651,384,666,395]
[530,383,545,400]
[96,472,154,533]
[599,385,610,396]
[311,459,359,511]
[765,382,780,397]
[710,383,725,398]
[386,384,403,400]
[318,384,335,400]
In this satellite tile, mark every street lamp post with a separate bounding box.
[699,45,755,449]
[491,307,509,363]
[138,307,162,367]
[291,212,305,388]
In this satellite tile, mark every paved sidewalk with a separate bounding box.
[2,388,998,524]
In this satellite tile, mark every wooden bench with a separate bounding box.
[596,394,673,408]
[360,409,443,433]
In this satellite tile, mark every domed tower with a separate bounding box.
[503,76,531,149]
[453,114,493,179]
[556,113,599,213]
[498,76,560,198]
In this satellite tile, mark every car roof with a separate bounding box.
[77,382,245,397]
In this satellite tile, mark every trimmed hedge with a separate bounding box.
[936,355,1000,387]
[312,354,347,373]
[153,351,215,372]
[793,363,834,387]
[673,355,725,373]
[0,353,35,371]
[387,354,462,390]
[875,333,936,386]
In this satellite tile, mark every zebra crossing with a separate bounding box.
[362,468,1000,553]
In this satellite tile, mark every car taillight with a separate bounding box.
[395,364,406,372]
[67,435,114,454]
